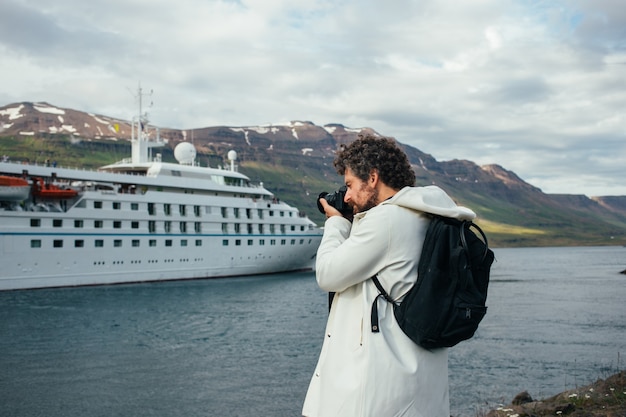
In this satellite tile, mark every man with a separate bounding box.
[302,135,476,417]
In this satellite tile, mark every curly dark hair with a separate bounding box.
[334,134,416,189]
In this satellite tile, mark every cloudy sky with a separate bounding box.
[1,0,625,196]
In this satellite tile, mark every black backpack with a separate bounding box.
[370,215,494,350]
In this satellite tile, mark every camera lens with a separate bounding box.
[317,192,329,214]
[316,187,351,216]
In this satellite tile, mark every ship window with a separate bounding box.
[280,211,284,217]
[258,224,264,234]
[94,220,103,228]
[53,219,62,227]
[269,210,274,217]
[113,202,121,210]
[195,239,202,246]
[301,226,305,231]
[148,203,155,215]
[225,177,239,186]
[194,222,201,233]
[95,239,104,247]
[290,225,295,231]
[113,221,122,229]
[114,240,122,247]
[246,208,251,219]
[234,223,241,234]
[75,240,84,248]
[131,203,139,211]
[164,221,171,233]
[132,240,140,247]
[259,239,265,246]
[247,239,253,245]
[291,239,296,245]
[180,222,187,233]
[234,208,240,219]
[165,239,172,247]
[281,239,286,245]
[179,205,186,216]
[75,220,84,228]
[300,239,304,244]
[30,218,41,227]
[149,221,156,233]
[164,204,171,216]
[149,239,156,247]
[269,224,275,234]
[53,240,63,248]
[181,240,187,247]
[247,224,253,234]
[222,223,228,233]
[132,221,139,229]
[280,225,286,234]
[222,239,229,246]
[235,239,241,246]
[270,239,276,245]
[194,205,201,217]
[257,209,264,219]
[221,207,228,218]
[289,212,293,217]
[94,201,103,209]
[31,239,42,248]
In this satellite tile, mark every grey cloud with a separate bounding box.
[0,0,128,66]
[0,1,64,51]
[488,77,552,105]
[572,0,626,50]
[372,111,450,130]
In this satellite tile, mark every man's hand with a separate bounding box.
[318,197,342,218]
[318,198,353,222]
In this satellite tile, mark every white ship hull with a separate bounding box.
[0,161,322,291]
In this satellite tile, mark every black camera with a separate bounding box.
[317,186,352,216]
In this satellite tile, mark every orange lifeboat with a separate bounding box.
[31,177,78,199]
[0,175,31,201]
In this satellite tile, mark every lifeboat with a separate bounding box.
[31,177,79,199]
[0,175,31,201]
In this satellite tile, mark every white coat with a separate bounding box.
[302,186,476,417]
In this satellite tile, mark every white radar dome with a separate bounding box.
[227,150,238,161]
[174,142,196,165]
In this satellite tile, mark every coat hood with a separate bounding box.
[384,186,476,220]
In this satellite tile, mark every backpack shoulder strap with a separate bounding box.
[370,275,396,333]
[461,221,490,264]
[372,275,394,302]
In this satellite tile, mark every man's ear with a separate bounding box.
[369,169,379,187]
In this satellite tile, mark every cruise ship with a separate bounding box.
[0,97,323,291]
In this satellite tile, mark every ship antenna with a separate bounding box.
[129,83,161,164]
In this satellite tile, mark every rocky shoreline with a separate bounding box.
[483,371,625,417]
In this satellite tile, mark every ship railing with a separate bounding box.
[1,159,102,173]
[108,158,133,165]
[0,159,155,181]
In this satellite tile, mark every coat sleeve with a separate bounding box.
[315,208,393,293]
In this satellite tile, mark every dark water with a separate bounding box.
[1,246,625,417]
